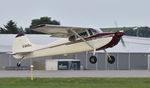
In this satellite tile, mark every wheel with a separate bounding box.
[89,56,97,64]
[17,63,21,67]
[107,55,115,64]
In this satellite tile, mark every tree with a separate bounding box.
[0,27,7,34]
[124,27,150,37]
[124,29,136,36]
[25,16,60,34]
[0,20,24,34]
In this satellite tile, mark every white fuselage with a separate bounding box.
[14,35,113,59]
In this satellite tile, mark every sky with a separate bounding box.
[0,0,150,28]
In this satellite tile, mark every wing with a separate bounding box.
[101,27,135,32]
[32,24,91,38]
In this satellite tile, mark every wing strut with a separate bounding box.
[70,29,94,49]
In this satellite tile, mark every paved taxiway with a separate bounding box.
[0,70,150,78]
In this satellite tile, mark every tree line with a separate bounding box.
[0,16,60,34]
[0,16,150,38]
[124,27,150,38]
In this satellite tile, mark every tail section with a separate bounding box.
[12,34,40,59]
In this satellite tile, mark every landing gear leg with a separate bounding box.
[17,56,24,67]
[104,49,116,64]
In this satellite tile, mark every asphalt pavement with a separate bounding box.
[0,70,150,78]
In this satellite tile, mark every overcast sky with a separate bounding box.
[0,0,150,28]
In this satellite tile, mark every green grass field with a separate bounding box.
[0,78,150,88]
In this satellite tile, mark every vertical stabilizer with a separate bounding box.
[12,34,36,54]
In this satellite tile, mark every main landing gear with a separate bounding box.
[89,49,116,64]
[89,55,116,64]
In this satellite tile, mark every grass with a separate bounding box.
[0,78,150,88]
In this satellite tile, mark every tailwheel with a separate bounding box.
[89,56,97,64]
[17,56,24,67]
[17,62,21,67]
[107,55,115,64]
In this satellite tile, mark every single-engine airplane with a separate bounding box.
[12,24,124,67]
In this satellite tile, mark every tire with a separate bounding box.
[107,55,115,64]
[89,56,97,64]
[17,63,21,67]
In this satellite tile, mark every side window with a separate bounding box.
[91,29,98,34]
[69,31,89,41]
[79,32,88,38]
[88,29,93,36]
[69,35,76,41]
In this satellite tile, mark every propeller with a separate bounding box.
[114,21,126,47]
[115,31,126,47]
[120,37,125,47]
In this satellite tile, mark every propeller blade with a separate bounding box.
[120,37,125,47]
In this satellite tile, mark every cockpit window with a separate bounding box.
[88,29,93,36]
[69,35,76,41]
[79,32,88,38]
[88,28,100,35]
[69,28,100,41]
[69,32,88,41]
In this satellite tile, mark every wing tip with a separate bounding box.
[32,24,46,29]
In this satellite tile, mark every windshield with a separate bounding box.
[88,28,101,35]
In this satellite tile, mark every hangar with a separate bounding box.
[0,34,150,70]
